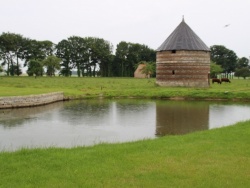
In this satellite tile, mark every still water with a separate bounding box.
[1,99,250,151]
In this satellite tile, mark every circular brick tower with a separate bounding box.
[156,18,210,87]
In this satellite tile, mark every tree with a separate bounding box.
[22,39,54,66]
[236,57,249,69]
[210,62,223,78]
[0,33,54,76]
[234,67,250,79]
[139,61,156,78]
[56,39,73,77]
[114,41,156,77]
[126,43,142,77]
[67,36,88,77]
[0,32,24,76]
[114,41,129,77]
[26,59,44,77]
[210,45,238,74]
[85,37,113,77]
[42,55,61,76]
[9,65,22,76]
[138,45,156,62]
[56,36,113,77]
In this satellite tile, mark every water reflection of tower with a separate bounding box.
[155,101,209,136]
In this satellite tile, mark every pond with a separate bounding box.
[1,99,250,151]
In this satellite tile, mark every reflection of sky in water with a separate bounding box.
[1,100,250,151]
[0,100,156,151]
[209,105,250,129]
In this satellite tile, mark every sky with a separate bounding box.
[0,0,250,58]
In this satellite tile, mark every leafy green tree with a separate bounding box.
[102,54,115,77]
[0,37,54,77]
[56,39,72,77]
[26,59,44,77]
[85,37,113,77]
[0,32,54,76]
[42,55,61,76]
[114,41,156,77]
[114,41,129,77]
[56,36,113,77]
[0,32,13,76]
[126,43,142,77]
[210,62,223,78]
[23,39,54,66]
[210,45,238,74]
[139,61,156,78]
[138,45,156,62]
[67,36,88,77]
[9,65,22,76]
[9,33,24,76]
[234,67,250,79]
[56,37,91,77]
[236,57,249,69]
[0,32,24,76]
[0,65,3,73]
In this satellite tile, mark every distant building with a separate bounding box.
[134,64,147,78]
[156,18,210,87]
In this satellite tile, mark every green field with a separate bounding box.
[0,76,250,187]
[0,76,250,100]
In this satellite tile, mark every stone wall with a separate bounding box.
[156,50,210,87]
[0,92,64,109]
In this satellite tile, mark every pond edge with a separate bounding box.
[0,92,67,109]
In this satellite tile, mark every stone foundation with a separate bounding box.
[0,92,65,109]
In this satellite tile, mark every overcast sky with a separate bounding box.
[1,0,249,58]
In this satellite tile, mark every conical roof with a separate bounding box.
[157,18,210,52]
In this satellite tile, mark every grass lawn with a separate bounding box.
[0,76,250,100]
[0,120,250,187]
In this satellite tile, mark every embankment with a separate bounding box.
[0,92,65,109]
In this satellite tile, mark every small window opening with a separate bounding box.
[172,70,175,75]
[172,50,176,53]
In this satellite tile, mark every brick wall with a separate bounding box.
[156,50,210,87]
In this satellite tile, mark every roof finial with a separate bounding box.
[182,15,185,22]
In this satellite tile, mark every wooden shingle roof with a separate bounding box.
[157,18,210,52]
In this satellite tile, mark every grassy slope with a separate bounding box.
[0,121,250,187]
[0,77,250,100]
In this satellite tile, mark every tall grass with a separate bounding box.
[0,120,250,187]
[1,76,250,100]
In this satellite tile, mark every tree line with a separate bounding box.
[0,32,155,77]
[0,32,249,78]
[210,45,250,79]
